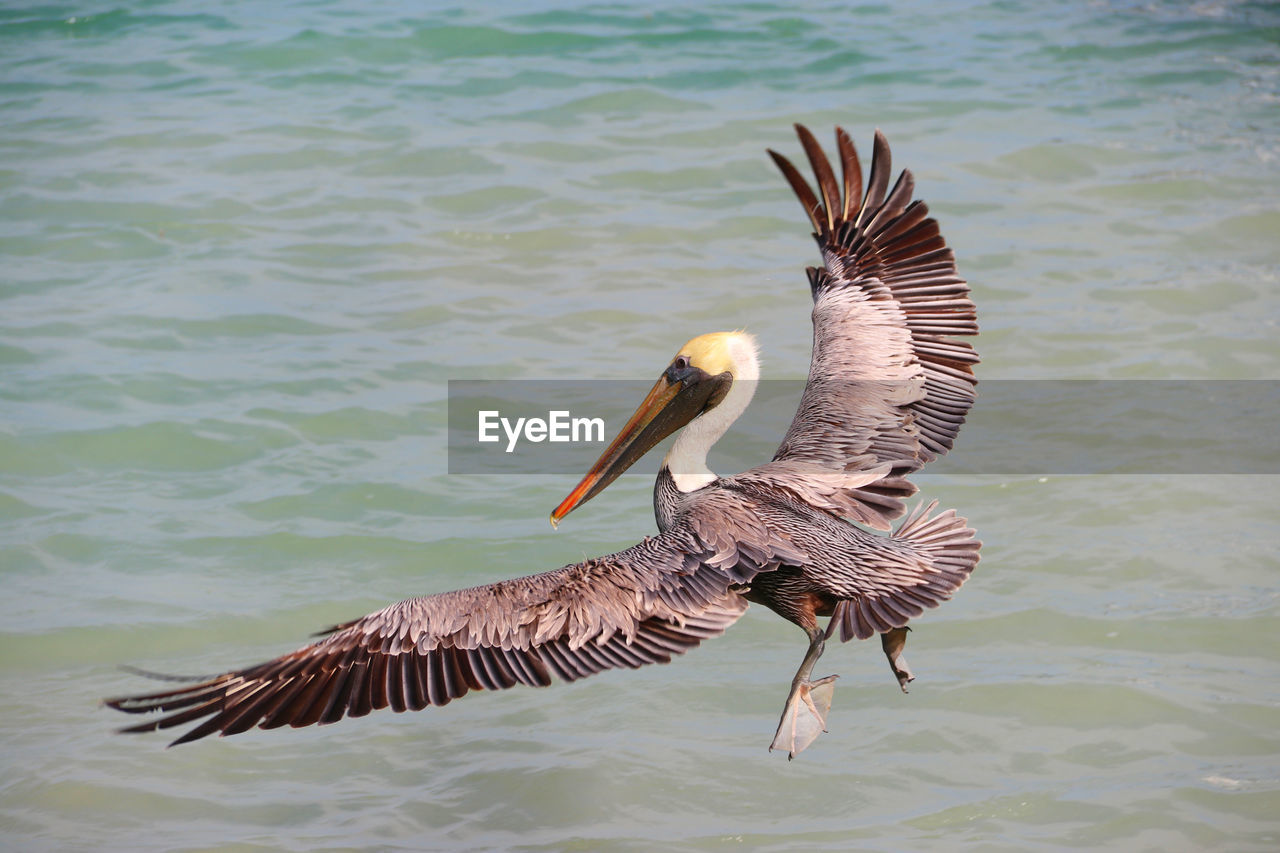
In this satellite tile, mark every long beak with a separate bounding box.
[550,372,721,527]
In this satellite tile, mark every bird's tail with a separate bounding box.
[826,499,980,643]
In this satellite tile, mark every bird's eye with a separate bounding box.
[674,355,690,370]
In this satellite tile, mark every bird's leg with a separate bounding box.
[882,626,914,692]
[769,626,837,760]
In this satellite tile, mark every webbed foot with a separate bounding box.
[769,675,838,760]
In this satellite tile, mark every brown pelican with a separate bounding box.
[106,125,980,757]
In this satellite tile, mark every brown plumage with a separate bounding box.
[763,125,978,530]
[106,126,980,756]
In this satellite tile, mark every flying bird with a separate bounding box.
[106,125,980,757]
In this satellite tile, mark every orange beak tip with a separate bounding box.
[546,372,686,533]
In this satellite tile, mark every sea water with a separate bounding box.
[2,1,1278,850]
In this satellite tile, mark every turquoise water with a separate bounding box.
[3,1,1279,850]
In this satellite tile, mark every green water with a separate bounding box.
[2,1,1279,850]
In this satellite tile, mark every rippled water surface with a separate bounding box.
[3,1,1279,850]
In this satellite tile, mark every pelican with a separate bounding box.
[106,125,980,758]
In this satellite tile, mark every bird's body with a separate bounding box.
[108,125,980,757]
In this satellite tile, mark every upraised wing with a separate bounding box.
[106,500,805,746]
[761,125,979,528]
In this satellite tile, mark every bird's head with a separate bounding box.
[550,331,757,527]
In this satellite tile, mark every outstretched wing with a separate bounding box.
[106,503,804,746]
[760,125,979,529]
